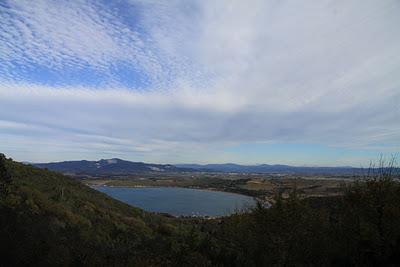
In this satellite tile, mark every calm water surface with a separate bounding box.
[94,186,255,217]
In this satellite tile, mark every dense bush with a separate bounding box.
[201,159,400,266]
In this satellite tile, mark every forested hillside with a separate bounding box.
[0,154,210,266]
[1,153,400,266]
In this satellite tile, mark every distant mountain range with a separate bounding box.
[33,158,189,175]
[175,163,362,175]
[32,158,367,175]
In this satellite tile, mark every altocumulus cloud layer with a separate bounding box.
[0,0,399,165]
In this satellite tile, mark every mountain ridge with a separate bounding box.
[32,158,367,175]
[175,163,362,174]
[33,158,191,175]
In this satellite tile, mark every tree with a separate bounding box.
[0,153,12,192]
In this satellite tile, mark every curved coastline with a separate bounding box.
[90,184,259,218]
[89,183,254,198]
[88,183,267,205]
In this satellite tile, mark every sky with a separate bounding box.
[0,0,399,166]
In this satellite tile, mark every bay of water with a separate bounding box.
[94,186,255,217]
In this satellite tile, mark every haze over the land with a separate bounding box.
[0,0,399,166]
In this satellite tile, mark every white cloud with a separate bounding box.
[0,0,399,164]
[0,0,170,86]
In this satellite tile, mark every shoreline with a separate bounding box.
[88,183,268,218]
[87,183,261,200]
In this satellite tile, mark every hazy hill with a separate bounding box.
[175,163,361,175]
[33,158,361,176]
[33,158,190,175]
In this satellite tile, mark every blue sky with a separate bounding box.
[0,0,399,166]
